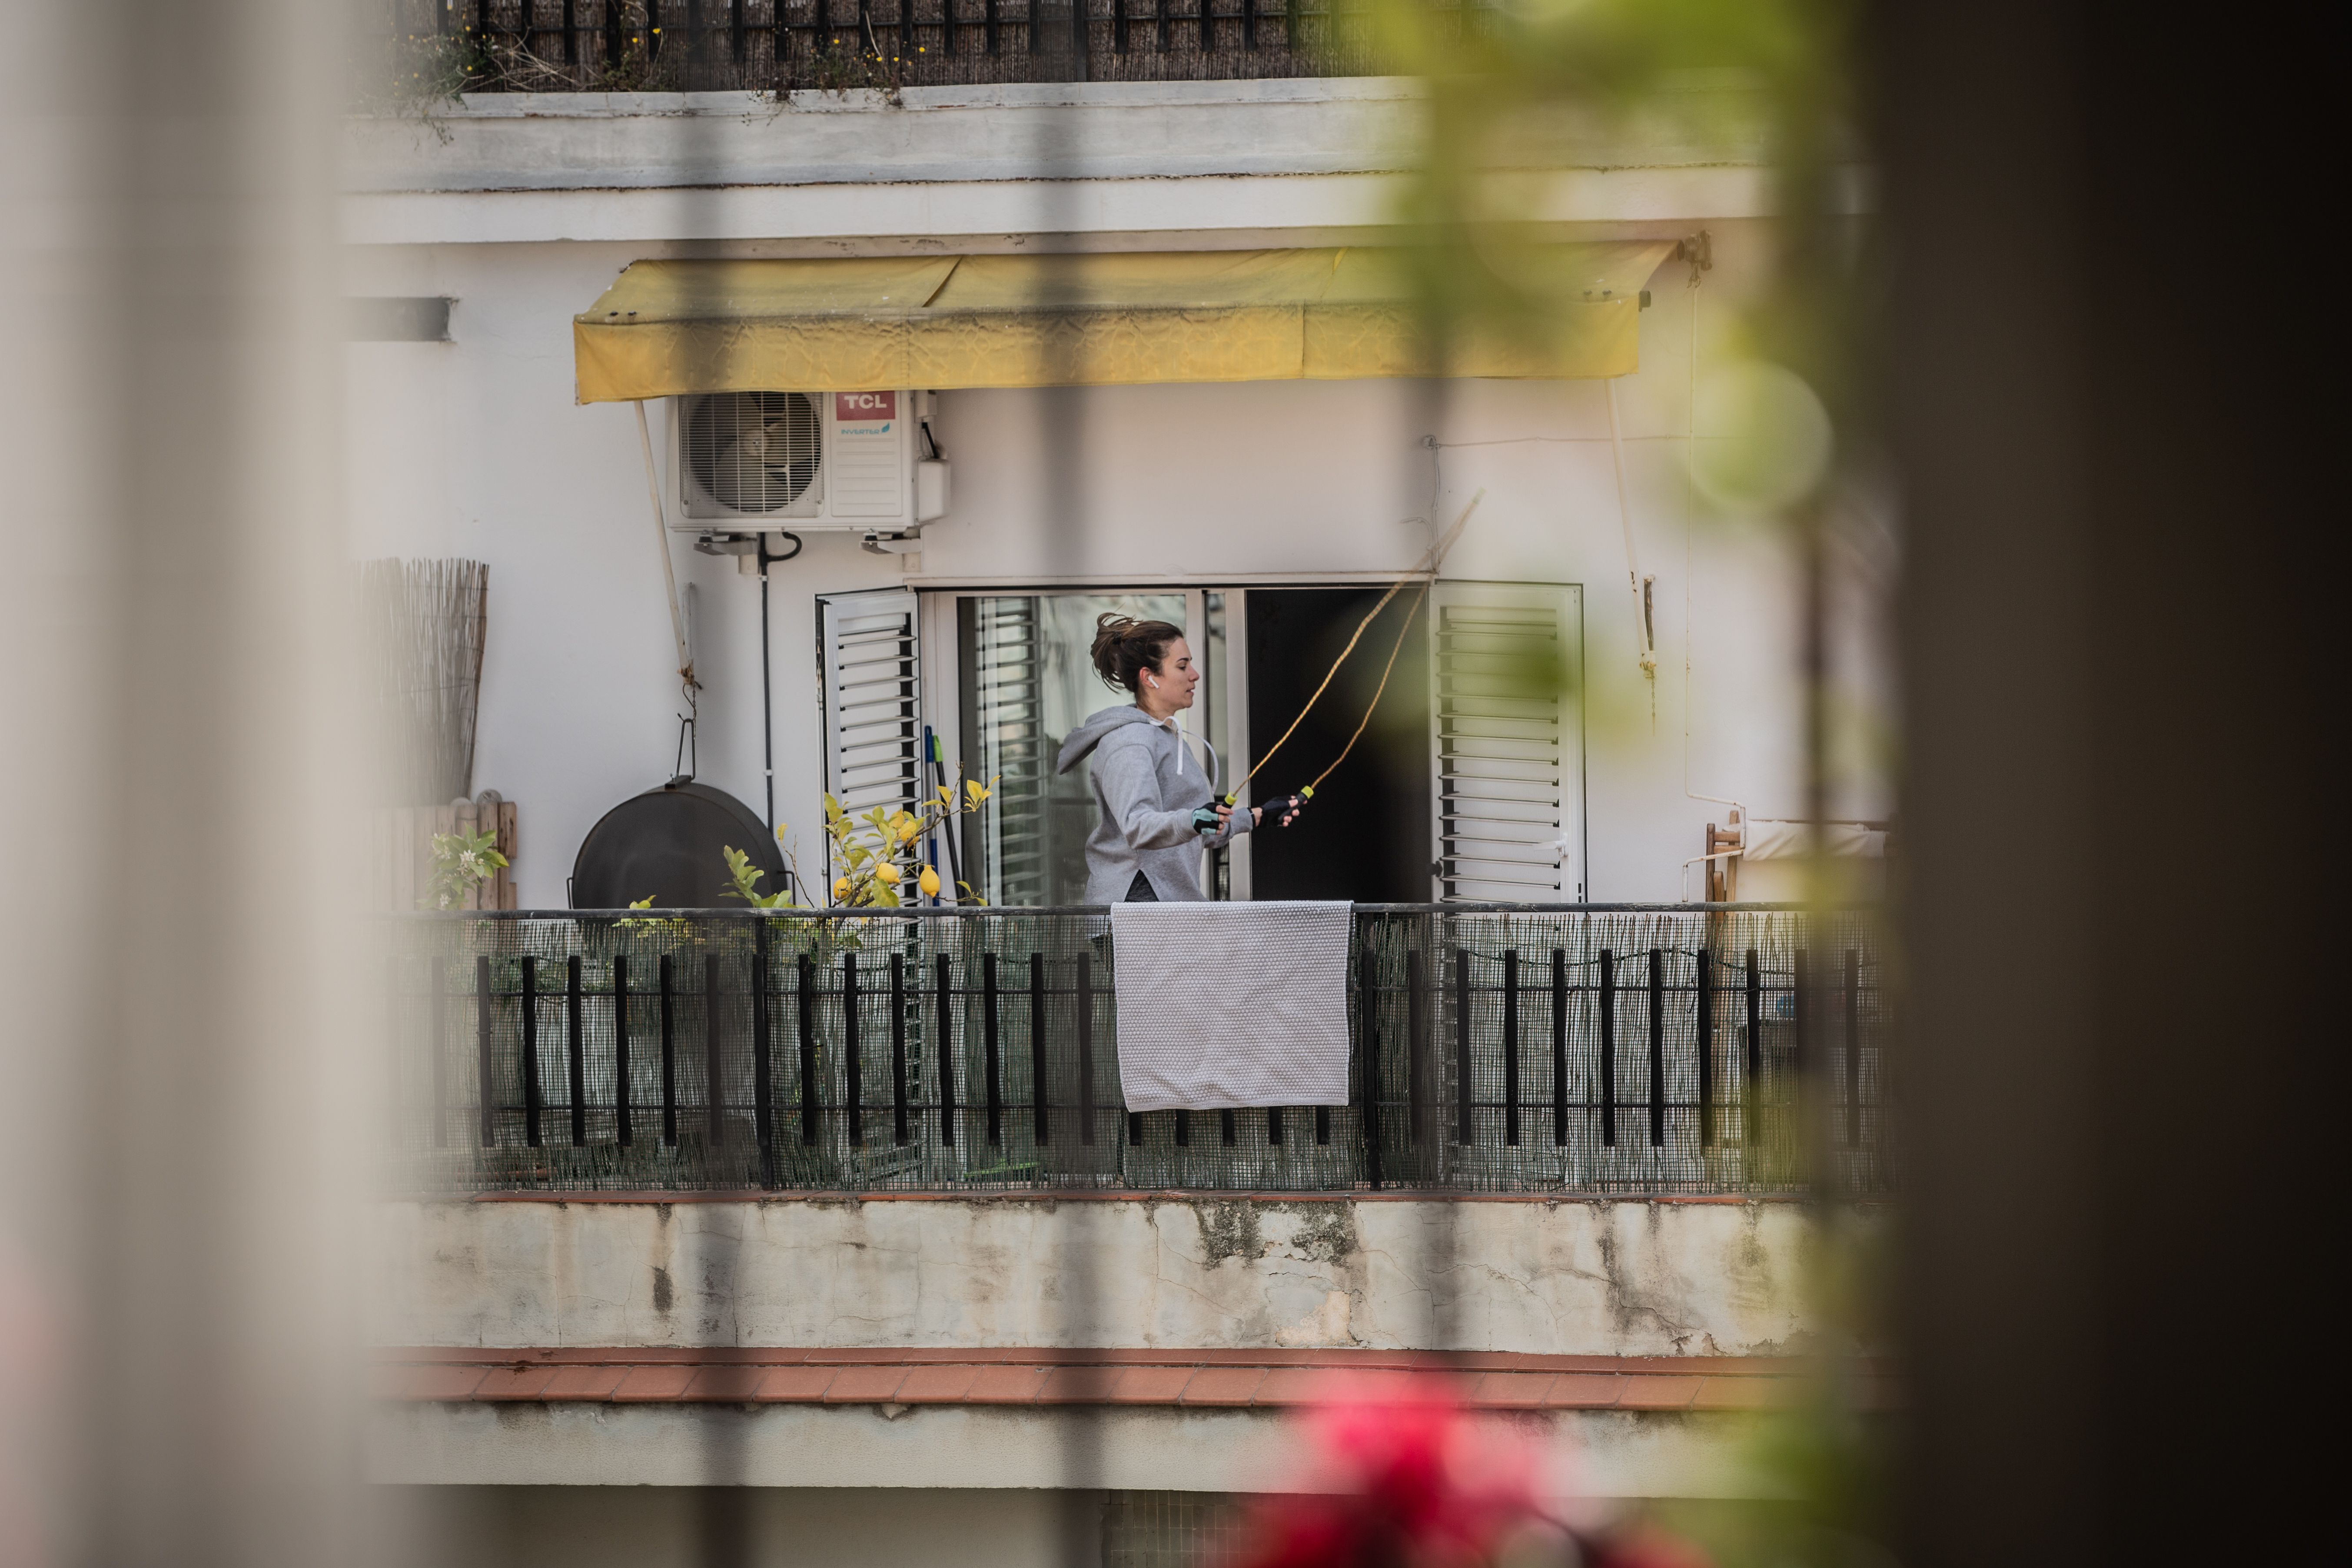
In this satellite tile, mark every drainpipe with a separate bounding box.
[757,530,804,877]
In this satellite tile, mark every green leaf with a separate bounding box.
[719,844,774,904]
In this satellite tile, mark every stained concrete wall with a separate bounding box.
[385,1484,1780,1568]
[387,1483,1077,1568]
[372,1196,1825,1357]
[370,1401,1773,1498]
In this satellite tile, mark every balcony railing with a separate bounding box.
[365,0,1489,95]
[386,906,1894,1196]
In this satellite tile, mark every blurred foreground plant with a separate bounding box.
[1372,0,1874,836]
[1373,0,1860,425]
[1236,1376,1714,1568]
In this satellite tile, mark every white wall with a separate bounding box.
[344,219,1890,906]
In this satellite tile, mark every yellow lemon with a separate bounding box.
[896,819,918,843]
[918,865,941,898]
[831,876,849,901]
[876,863,902,885]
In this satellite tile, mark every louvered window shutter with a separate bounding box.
[1429,582,1585,902]
[818,590,924,862]
[965,596,1050,908]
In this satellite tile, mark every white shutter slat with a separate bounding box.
[1430,582,1584,903]
[818,591,924,843]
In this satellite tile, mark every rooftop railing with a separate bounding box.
[364,0,1484,96]
[386,905,1895,1197]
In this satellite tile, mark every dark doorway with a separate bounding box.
[1246,588,1431,901]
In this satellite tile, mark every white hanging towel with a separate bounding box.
[1110,900,1354,1112]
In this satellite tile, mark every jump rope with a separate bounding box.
[1191,489,1485,834]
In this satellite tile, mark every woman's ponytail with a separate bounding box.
[1090,612,1184,694]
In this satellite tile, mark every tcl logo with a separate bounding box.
[835,391,897,422]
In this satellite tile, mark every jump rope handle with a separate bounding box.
[1191,791,1309,836]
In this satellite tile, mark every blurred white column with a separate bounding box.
[0,0,361,1561]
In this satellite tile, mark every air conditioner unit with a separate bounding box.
[673,389,949,532]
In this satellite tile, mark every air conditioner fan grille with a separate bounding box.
[684,391,820,514]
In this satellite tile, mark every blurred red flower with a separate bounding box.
[1232,1375,1547,1568]
[1229,1374,1714,1568]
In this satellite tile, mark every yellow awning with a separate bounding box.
[571,245,1674,403]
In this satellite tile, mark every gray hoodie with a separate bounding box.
[1054,704,1252,904]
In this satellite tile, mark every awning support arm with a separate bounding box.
[1605,376,1658,681]
[632,399,698,701]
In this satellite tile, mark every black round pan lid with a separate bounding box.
[570,780,787,910]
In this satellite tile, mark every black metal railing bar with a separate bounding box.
[385,906,1892,1197]
[359,0,1507,95]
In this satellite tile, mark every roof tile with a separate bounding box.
[1691,1376,1784,1412]
[1106,1365,1197,1404]
[1179,1368,1265,1407]
[1035,1366,1123,1404]
[369,1347,1866,1414]
[1467,1372,1558,1410]
[1249,1368,1333,1407]
[472,1365,558,1401]
[963,1365,1048,1404]
[1615,1376,1704,1411]
[540,1364,631,1401]
[894,1364,985,1403]
[610,1365,699,1402]
[756,1366,841,1402]
[682,1365,772,1402]
[821,1365,910,1404]
[1545,1374,1627,1409]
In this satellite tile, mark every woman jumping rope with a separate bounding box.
[1055,614,1302,903]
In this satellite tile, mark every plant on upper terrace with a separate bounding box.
[421,827,507,910]
[352,19,684,135]
[794,20,908,100]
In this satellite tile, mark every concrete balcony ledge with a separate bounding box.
[368,1343,1868,1495]
[345,76,1430,197]
[341,70,1778,205]
[395,77,1429,121]
[372,1194,1857,1359]
[372,1342,1883,1412]
[369,1196,1877,1495]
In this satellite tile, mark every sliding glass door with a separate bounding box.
[937,580,1580,907]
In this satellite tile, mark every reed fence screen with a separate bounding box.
[383,906,1894,1196]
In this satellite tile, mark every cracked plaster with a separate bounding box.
[371,1197,1837,1355]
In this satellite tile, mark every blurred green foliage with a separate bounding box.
[1369,9,1892,1568]
[1372,0,1865,447]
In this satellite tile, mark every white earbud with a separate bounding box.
[1145,673,1159,688]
